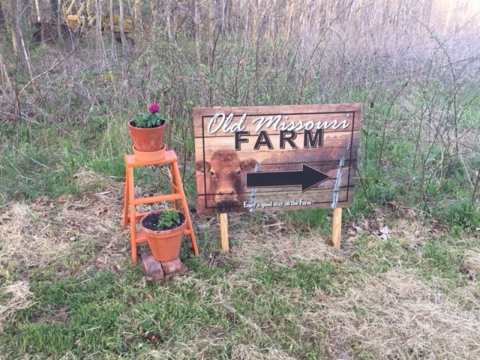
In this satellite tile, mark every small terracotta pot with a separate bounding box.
[128,121,166,152]
[141,210,186,262]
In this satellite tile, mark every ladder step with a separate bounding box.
[133,193,182,205]
[123,211,148,225]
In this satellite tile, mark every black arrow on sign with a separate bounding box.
[247,165,329,191]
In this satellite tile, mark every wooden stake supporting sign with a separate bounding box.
[331,207,342,249]
[193,104,362,251]
[218,213,229,252]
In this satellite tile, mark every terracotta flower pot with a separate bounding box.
[141,210,186,262]
[128,121,166,152]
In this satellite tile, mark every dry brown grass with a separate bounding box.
[392,218,431,249]
[225,212,343,269]
[140,337,296,360]
[462,250,480,279]
[230,344,296,360]
[0,172,127,279]
[0,280,33,331]
[73,168,113,193]
[0,202,71,273]
[233,230,344,270]
[309,270,480,359]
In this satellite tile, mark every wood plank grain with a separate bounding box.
[196,188,351,214]
[196,184,355,197]
[195,132,358,154]
[195,169,357,196]
[194,142,359,164]
[193,103,362,117]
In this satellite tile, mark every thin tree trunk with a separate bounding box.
[18,25,33,81]
[0,1,6,33]
[109,0,116,59]
[244,0,249,45]
[133,0,142,31]
[10,25,17,55]
[33,0,44,42]
[95,0,106,65]
[149,0,157,38]
[472,169,480,206]
[0,52,17,119]
[50,0,58,19]
[10,0,34,82]
[6,0,16,54]
[220,0,226,33]
[86,0,95,25]
[7,0,21,120]
[193,0,201,64]
[0,53,12,91]
[166,0,172,41]
[34,0,41,22]
[57,0,63,46]
[118,0,128,55]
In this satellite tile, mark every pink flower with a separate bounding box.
[148,102,160,113]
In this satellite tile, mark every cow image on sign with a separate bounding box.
[193,104,362,249]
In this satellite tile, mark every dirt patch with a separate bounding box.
[310,270,480,359]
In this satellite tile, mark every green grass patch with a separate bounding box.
[421,240,464,283]
[350,234,415,274]
[283,208,331,235]
[433,200,480,234]
[253,259,339,294]
[2,271,128,357]
[1,255,345,359]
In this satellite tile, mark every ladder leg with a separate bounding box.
[168,166,178,210]
[171,161,199,256]
[127,165,138,263]
[122,161,129,227]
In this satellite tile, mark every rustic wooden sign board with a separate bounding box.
[193,103,362,218]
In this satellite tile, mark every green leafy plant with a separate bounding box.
[132,102,166,128]
[153,210,182,230]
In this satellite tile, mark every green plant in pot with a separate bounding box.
[141,209,186,262]
[128,102,167,152]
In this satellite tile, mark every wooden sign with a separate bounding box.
[193,103,362,215]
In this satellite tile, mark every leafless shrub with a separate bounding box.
[0,0,478,212]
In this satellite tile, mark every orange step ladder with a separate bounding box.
[122,148,199,263]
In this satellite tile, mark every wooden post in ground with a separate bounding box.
[331,208,342,249]
[218,213,229,252]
